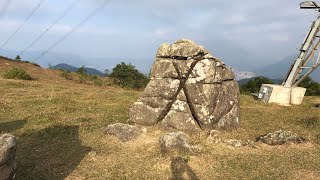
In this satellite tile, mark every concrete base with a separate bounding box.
[258,84,306,106]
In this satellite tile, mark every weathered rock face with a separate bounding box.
[0,134,17,180]
[129,39,240,132]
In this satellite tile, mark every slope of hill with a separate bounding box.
[0,56,65,83]
[50,63,105,76]
[0,49,152,74]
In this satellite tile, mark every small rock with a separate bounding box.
[159,131,193,153]
[191,144,204,153]
[256,130,306,145]
[224,139,242,148]
[206,130,222,144]
[224,139,255,148]
[0,134,17,180]
[104,123,146,142]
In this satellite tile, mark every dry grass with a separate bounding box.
[1,58,320,179]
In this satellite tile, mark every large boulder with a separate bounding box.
[129,39,240,132]
[0,134,17,180]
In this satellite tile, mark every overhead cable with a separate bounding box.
[34,0,112,61]
[19,0,81,56]
[1,0,46,49]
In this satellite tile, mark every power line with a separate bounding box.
[19,0,81,57]
[1,0,46,49]
[0,0,12,18]
[34,0,112,61]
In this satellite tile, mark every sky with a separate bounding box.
[0,0,318,71]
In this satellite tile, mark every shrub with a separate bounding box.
[78,75,86,84]
[15,55,21,61]
[240,77,274,94]
[3,68,32,80]
[93,79,103,87]
[76,66,87,75]
[298,76,320,96]
[60,70,72,80]
[109,62,149,89]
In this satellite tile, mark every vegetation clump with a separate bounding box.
[299,76,320,96]
[3,68,33,80]
[240,76,320,96]
[109,62,149,89]
[240,77,274,94]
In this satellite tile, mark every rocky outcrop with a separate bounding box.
[256,130,306,145]
[0,134,17,180]
[104,123,146,142]
[129,39,240,132]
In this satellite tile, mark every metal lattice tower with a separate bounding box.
[283,1,320,87]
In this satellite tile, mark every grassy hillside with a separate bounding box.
[1,57,320,179]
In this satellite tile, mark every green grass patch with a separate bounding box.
[2,68,33,80]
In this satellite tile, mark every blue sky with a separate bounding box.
[0,0,317,70]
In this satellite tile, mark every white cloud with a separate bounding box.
[267,33,290,43]
[223,13,247,25]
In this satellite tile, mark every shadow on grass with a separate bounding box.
[171,157,199,180]
[0,119,27,133]
[16,125,91,179]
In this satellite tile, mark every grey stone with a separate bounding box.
[157,39,208,58]
[256,130,306,145]
[161,100,201,132]
[206,130,222,144]
[0,134,17,180]
[129,101,164,126]
[224,139,255,148]
[129,39,240,132]
[150,59,178,79]
[142,78,180,99]
[159,131,193,153]
[104,123,146,142]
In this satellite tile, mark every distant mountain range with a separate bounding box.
[50,63,105,76]
[254,54,320,82]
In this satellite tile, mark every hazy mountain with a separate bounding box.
[50,63,105,76]
[255,54,320,82]
[233,69,256,81]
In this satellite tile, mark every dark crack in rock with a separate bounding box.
[129,39,240,132]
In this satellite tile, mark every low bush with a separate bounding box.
[299,76,320,96]
[240,77,274,94]
[60,70,72,80]
[3,68,33,80]
[109,62,149,89]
